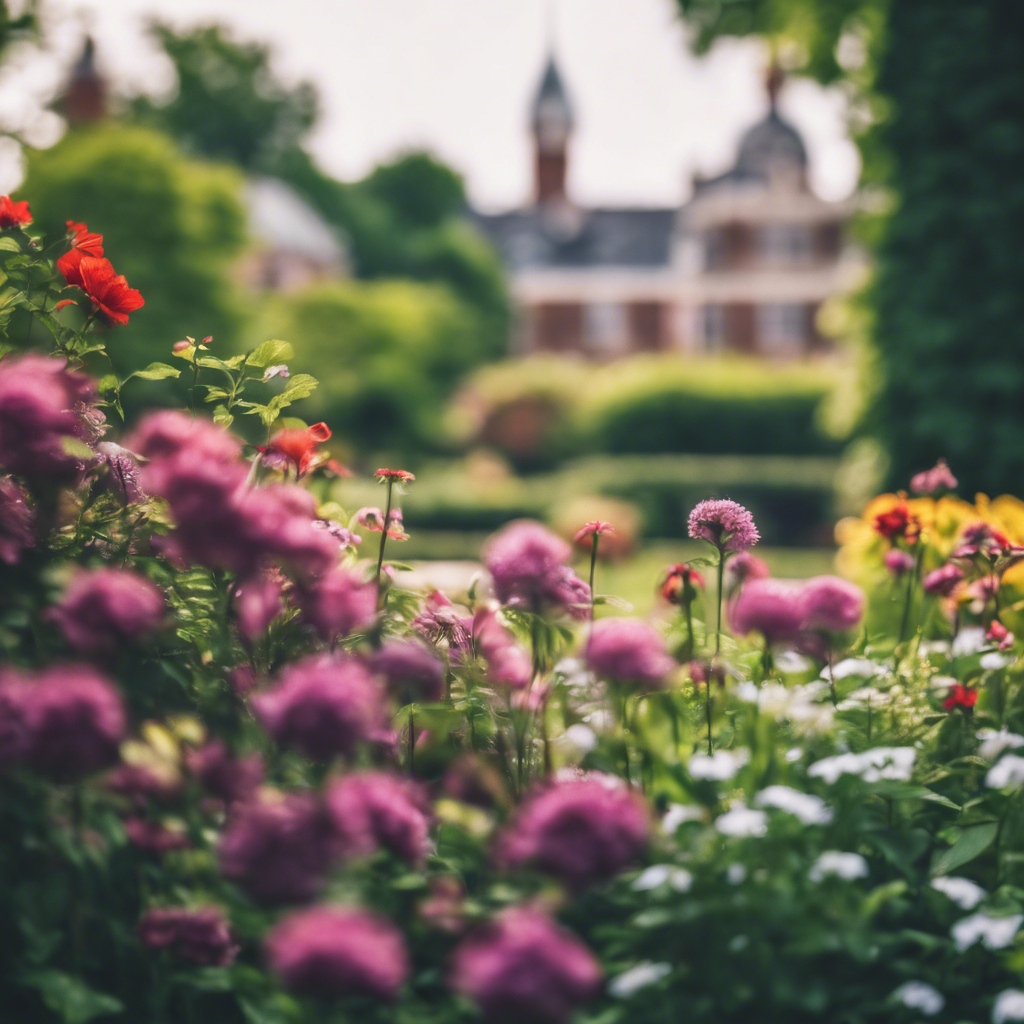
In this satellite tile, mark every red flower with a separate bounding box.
[874,502,919,543]
[57,222,104,288]
[0,195,31,228]
[574,520,615,545]
[660,563,705,605]
[77,257,144,326]
[375,468,415,483]
[943,684,978,712]
[257,422,333,477]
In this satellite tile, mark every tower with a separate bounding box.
[530,55,574,204]
[58,37,108,127]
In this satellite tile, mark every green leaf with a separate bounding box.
[97,374,119,394]
[196,356,239,374]
[245,339,294,368]
[931,821,998,876]
[203,387,230,402]
[0,236,22,252]
[212,404,234,428]
[131,362,181,381]
[61,437,96,461]
[20,970,123,1024]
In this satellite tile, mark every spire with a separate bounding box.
[58,36,108,127]
[531,54,574,141]
[765,61,785,112]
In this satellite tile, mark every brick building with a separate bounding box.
[474,56,864,358]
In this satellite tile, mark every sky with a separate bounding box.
[0,0,860,208]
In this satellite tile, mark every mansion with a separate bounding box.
[474,59,864,358]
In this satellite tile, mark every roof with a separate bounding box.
[473,206,676,271]
[531,55,574,132]
[244,176,345,264]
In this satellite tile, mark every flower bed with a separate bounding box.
[3,205,1024,1023]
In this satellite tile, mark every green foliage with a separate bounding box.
[361,152,466,230]
[21,125,247,376]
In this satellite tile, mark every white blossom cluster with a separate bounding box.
[754,785,833,825]
[808,747,916,785]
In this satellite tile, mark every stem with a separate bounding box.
[897,541,923,648]
[704,677,713,756]
[375,479,394,590]
[407,709,415,774]
[588,534,599,618]
[684,599,694,661]
[715,550,725,658]
[827,652,837,706]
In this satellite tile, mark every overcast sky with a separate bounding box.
[0,0,860,208]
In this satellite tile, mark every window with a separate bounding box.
[702,304,727,352]
[703,230,727,271]
[757,303,806,355]
[758,224,813,266]
[584,302,627,355]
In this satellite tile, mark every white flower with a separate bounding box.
[733,681,760,703]
[993,989,1024,1023]
[727,864,747,884]
[776,651,812,674]
[808,747,915,785]
[952,627,986,657]
[809,851,869,882]
[929,674,960,691]
[632,865,693,892]
[892,981,944,1016]
[715,806,768,838]
[755,785,833,825]
[554,658,596,690]
[582,708,615,733]
[688,749,750,781]
[919,639,951,657]
[261,363,289,381]
[986,754,1024,789]
[982,652,1013,670]
[978,728,1024,762]
[836,686,890,710]
[661,803,705,833]
[831,657,885,680]
[951,913,1023,952]
[553,724,598,758]
[785,747,804,763]
[931,876,986,910]
[609,962,672,998]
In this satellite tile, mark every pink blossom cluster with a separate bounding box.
[586,617,677,687]
[688,498,761,553]
[728,575,865,645]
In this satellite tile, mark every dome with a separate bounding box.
[734,110,807,180]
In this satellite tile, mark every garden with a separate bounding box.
[4,206,1024,1024]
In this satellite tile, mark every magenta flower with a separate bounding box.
[49,568,165,656]
[688,499,760,553]
[104,763,181,805]
[723,550,770,594]
[728,578,806,644]
[233,573,283,642]
[884,549,915,578]
[124,817,191,858]
[450,906,602,1024]
[800,576,865,633]
[254,654,388,762]
[369,639,445,704]
[218,791,339,905]
[910,459,958,496]
[473,606,532,688]
[574,520,615,545]
[95,441,145,504]
[414,590,473,659]
[294,567,377,643]
[185,741,263,805]
[356,505,408,540]
[0,477,34,565]
[0,354,97,481]
[586,618,677,688]
[20,664,125,778]
[923,563,966,597]
[265,906,409,1001]
[138,906,238,967]
[496,774,650,890]
[483,520,591,618]
[326,771,431,865]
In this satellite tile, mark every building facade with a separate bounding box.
[474,58,864,359]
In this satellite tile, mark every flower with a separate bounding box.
[138,907,237,967]
[369,639,445,704]
[0,354,97,481]
[923,563,965,596]
[19,664,125,778]
[987,620,1015,650]
[450,906,602,1024]
[873,501,919,542]
[375,468,415,482]
[57,222,104,288]
[585,618,677,688]
[884,549,915,577]
[723,550,770,594]
[48,568,165,656]
[574,520,615,545]
[265,906,408,1001]
[688,749,750,781]
[355,505,408,540]
[125,818,191,857]
[660,804,705,833]
[931,876,986,911]
[799,576,865,633]
[910,459,958,496]
[687,499,760,552]
[0,674,31,769]
[218,791,339,905]
[257,422,332,477]
[326,771,431,865]
[495,774,649,890]
[809,851,869,882]
[233,573,283,642]
[0,194,31,227]
[754,785,833,825]
[263,364,289,380]
[95,441,145,504]
[951,913,1023,952]
[986,754,1024,789]
[660,563,705,605]
[76,256,144,326]
[483,520,590,619]
[185,741,263,805]
[473,606,533,688]
[0,477,34,565]
[631,865,692,892]
[254,655,387,762]
[808,747,916,784]
[294,567,377,643]
[609,961,672,999]
[728,578,806,644]
[943,684,978,711]
[892,981,944,1016]
[714,805,768,837]
[993,990,1024,1024]
[977,728,1024,761]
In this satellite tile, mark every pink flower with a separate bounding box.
[723,550,770,594]
[884,549,915,578]
[910,459,957,496]
[265,906,409,1001]
[369,639,445,704]
[483,520,591,618]
[450,906,602,1024]
[233,573,283,642]
[124,818,191,857]
[688,499,760,552]
[987,621,1015,650]
[660,563,704,605]
[414,590,473,658]
[573,520,615,545]
[253,654,388,762]
[185,741,263,805]
[49,568,165,656]
[294,567,377,642]
[355,506,407,540]
[95,441,145,504]
[262,364,289,381]
[728,578,806,644]
[218,791,339,905]
[104,763,181,805]
[586,618,677,688]
[496,774,650,890]
[375,467,415,482]
[800,576,865,633]
[0,477,34,565]
[326,771,431,865]
[473,606,532,688]
[923,563,965,597]
[138,907,237,967]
